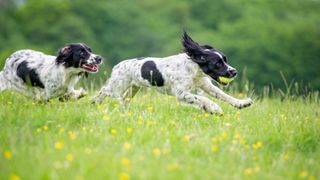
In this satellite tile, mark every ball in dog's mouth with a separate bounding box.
[81,64,99,72]
[218,76,234,85]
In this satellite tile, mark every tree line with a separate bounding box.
[0,0,319,91]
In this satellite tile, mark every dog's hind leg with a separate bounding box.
[92,77,132,105]
[174,89,223,114]
[198,77,253,109]
[122,85,140,105]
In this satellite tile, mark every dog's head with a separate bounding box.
[56,43,102,73]
[182,32,237,86]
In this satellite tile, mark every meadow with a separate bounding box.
[0,89,319,180]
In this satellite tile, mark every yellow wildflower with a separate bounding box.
[299,170,308,178]
[234,133,241,139]
[119,172,130,180]
[110,128,117,135]
[221,132,228,140]
[254,165,260,172]
[43,125,48,131]
[4,150,12,159]
[211,137,218,143]
[9,174,20,180]
[102,115,110,121]
[283,153,289,160]
[123,142,132,150]
[211,145,218,152]
[126,127,133,134]
[36,128,42,133]
[252,141,263,150]
[59,128,65,134]
[182,135,190,142]
[167,163,179,171]
[147,106,153,111]
[127,111,132,116]
[68,131,77,140]
[137,119,143,125]
[54,141,64,150]
[121,158,130,166]
[244,168,253,176]
[66,153,74,161]
[152,148,161,156]
[309,176,316,180]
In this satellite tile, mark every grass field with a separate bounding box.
[0,89,319,180]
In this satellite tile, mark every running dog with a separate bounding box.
[0,43,102,101]
[92,32,252,114]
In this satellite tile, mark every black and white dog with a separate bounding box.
[0,43,102,101]
[92,32,252,114]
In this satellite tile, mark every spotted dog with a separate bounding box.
[0,43,102,101]
[92,32,252,114]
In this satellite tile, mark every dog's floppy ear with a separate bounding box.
[56,45,72,64]
[182,31,206,64]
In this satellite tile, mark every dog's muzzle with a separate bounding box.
[81,55,102,73]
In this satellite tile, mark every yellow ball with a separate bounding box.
[218,76,234,84]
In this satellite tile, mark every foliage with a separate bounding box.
[0,0,319,91]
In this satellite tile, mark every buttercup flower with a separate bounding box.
[211,145,218,152]
[9,174,20,180]
[54,141,64,150]
[123,142,132,150]
[66,153,74,161]
[252,141,263,150]
[121,158,130,166]
[152,148,161,156]
[4,150,12,159]
[119,172,130,180]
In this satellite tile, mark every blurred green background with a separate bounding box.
[0,0,319,91]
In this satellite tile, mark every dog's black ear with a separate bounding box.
[182,31,206,64]
[56,45,72,64]
[201,45,214,50]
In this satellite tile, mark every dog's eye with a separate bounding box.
[223,56,227,62]
[80,51,88,57]
[215,61,223,68]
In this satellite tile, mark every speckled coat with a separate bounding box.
[92,53,253,114]
[0,45,101,101]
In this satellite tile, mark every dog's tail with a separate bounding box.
[0,71,7,91]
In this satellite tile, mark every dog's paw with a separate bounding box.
[77,89,87,99]
[91,96,103,104]
[204,103,223,115]
[233,98,253,109]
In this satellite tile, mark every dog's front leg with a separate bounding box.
[174,89,222,114]
[59,87,87,101]
[198,77,253,109]
[69,87,87,99]
[60,75,87,101]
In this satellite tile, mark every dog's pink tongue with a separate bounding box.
[83,64,98,72]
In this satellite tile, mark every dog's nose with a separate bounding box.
[95,56,102,64]
[229,69,237,77]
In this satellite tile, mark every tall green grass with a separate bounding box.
[0,84,319,179]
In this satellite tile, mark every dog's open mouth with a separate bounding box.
[81,64,99,72]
